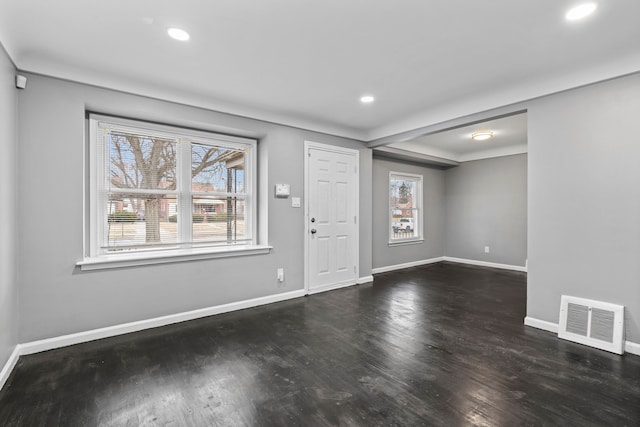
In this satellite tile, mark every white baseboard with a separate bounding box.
[372,257,444,274]
[443,256,527,272]
[524,316,559,333]
[17,289,306,357]
[524,316,639,357]
[357,275,374,284]
[625,340,640,356]
[0,346,20,392]
[307,280,359,295]
[372,257,526,275]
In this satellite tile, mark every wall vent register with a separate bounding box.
[558,295,624,355]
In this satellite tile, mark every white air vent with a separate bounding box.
[558,295,624,354]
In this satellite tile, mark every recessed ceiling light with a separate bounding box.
[360,95,375,103]
[565,3,597,21]
[471,131,494,141]
[168,28,190,41]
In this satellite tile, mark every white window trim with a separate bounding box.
[388,171,424,245]
[388,238,425,247]
[76,244,272,271]
[78,114,270,270]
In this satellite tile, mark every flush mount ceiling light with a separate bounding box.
[471,131,494,141]
[565,3,597,21]
[360,95,375,103]
[168,28,190,41]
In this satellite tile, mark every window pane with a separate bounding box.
[92,115,257,259]
[390,178,416,208]
[105,194,177,250]
[192,196,247,243]
[192,143,245,193]
[108,131,177,191]
[390,174,421,241]
[391,209,418,239]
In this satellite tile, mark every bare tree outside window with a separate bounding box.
[108,132,241,245]
[109,132,176,243]
[89,115,257,260]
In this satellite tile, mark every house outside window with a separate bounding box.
[81,114,265,269]
[389,172,423,244]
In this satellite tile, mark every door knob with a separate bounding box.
[311,217,316,223]
[310,229,317,234]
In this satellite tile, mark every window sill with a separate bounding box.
[77,245,273,271]
[388,238,424,247]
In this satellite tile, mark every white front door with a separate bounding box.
[305,141,359,294]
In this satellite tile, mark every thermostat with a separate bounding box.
[275,184,290,198]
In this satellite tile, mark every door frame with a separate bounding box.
[304,141,360,295]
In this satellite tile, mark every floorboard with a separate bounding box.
[1,262,639,426]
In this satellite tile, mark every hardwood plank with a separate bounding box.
[1,262,638,426]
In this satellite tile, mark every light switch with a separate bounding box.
[275,184,290,198]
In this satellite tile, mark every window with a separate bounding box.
[81,114,267,269]
[389,172,423,244]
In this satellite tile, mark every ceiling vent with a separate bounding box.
[558,295,625,354]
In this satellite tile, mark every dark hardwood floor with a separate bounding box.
[1,262,639,426]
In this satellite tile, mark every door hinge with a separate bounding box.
[354,216,357,224]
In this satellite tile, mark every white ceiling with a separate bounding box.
[1,1,639,142]
[387,113,528,162]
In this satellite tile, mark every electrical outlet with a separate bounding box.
[484,246,490,253]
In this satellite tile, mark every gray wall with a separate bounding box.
[16,73,372,343]
[372,158,445,269]
[0,45,18,367]
[9,55,640,355]
[444,154,527,267]
[528,72,640,343]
